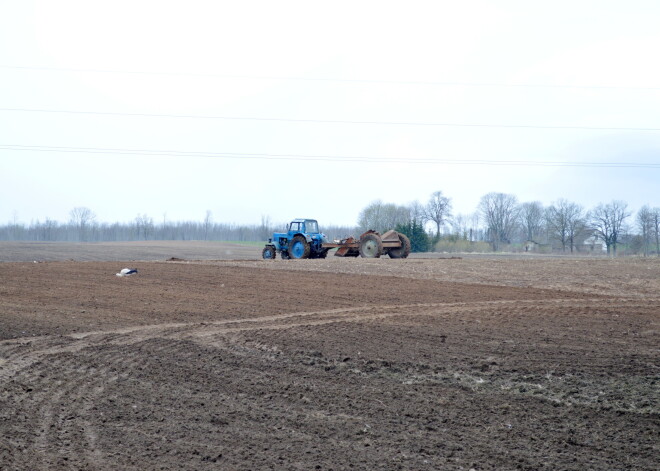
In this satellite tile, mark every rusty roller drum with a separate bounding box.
[359,232,383,258]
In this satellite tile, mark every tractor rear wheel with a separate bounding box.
[388,233,411,258]
[359,233,383,258]
[289,235,311,259]
[262,245,276,260]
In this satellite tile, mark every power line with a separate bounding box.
[2,64,659,91]
[2,144,659,168]
[2,107,659,131]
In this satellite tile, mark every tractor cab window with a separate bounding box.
[305,221,319,233]
[289,222,301,232]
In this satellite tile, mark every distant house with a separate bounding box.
[524,240,552,253]
[583,235,607,252]
[524,240,540,252]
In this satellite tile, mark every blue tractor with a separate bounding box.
[262,218,330,260]
[262,218,412,260]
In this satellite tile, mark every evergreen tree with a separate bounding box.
[395,220,430,252]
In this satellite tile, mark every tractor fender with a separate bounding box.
[293,232,313,243]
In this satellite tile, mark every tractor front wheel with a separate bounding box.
[289,235,311,259]
[262,245,276,260]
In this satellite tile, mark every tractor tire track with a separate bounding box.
[1,296,652,383]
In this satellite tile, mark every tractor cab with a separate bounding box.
[288,219,319,234]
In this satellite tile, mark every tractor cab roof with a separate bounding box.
[291,218,317,223]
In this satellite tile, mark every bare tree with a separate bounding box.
[423,191,452,237]
[451,213,470,240]
[69,207,96,242]
[478,192,520,251]
[469,212,481,242]
[135,214,154,240]
[588,201,631,256]
[203,210,213,240]
[653,207,660,256]
[358,200,410,233]
[408,200,425,224]
[546,204,569,252]
[259,215,272,241]
[546,199,585,253]
[519,201,545,242]
[42,218,58,241]
[10,211,24,240]
[566,204,587,253]
[637,205,654,257]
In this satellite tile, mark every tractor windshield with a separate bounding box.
[305,221,319,233]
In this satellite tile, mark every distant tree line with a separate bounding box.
[3,194,660,256]
[0,209,356,245]
[356,192,659,256]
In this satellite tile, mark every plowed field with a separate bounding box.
[1,242,658,470]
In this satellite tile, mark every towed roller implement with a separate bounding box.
[324,229,411,258]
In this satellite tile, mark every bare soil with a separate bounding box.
[0,242,658,470]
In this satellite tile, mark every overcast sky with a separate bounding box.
[1,1,659,228]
